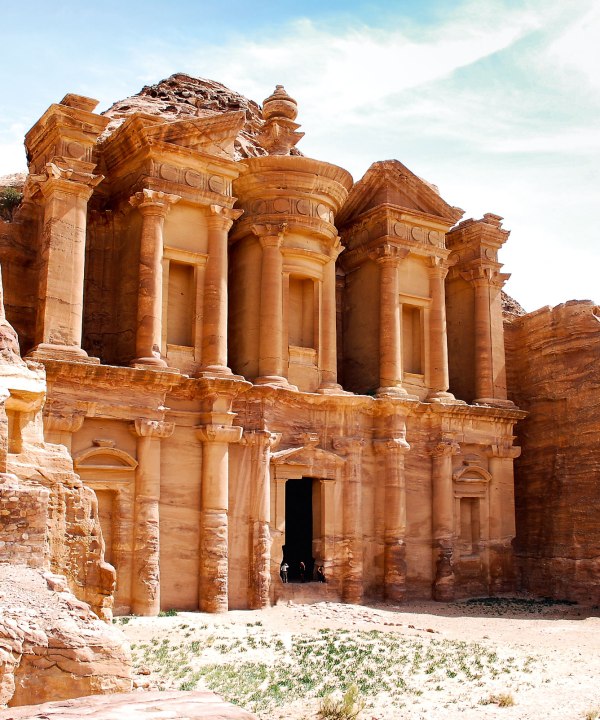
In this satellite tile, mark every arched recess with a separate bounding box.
[270,442,345,584]
[452,464,492,560]
[74,446,138,613]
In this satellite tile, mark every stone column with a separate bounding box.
[372,244,409,397]
[427,258,455,402]
[243,430,280,609]
[130,418,174,616]
[196,414,243,613]
[333,437,365,604]
[30,169,102,362]
[487,442,521,593]
[430,439,460,601]
[130,189,180,368]
[375,434,410,601]
[253,224,288,385]
[472,274,494,403]
[200,205,243,375]
[318,238,344,393]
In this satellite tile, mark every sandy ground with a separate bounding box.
[120,598,600,720]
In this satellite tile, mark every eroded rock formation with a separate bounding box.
[506,301,600,603]
[0,566,130,707]
[0,267,132,706]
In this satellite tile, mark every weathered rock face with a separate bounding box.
[506,301,600,602]
[0,566,131,708]
[102,73,302,160]
[0,266,132,707]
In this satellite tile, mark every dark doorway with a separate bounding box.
[284,478,314,582]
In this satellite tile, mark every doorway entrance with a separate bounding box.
[283,477,316,582]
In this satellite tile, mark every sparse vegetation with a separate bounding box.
[480,691,516,707]
[318,683,365,720]
[584,710,600,720]
[0,187,22,221]
[158,608,178,617]
[128,622,538,715]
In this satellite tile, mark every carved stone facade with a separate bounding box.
[1,80,524,614]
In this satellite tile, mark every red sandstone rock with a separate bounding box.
[0,566,131,708]
[506,300,600,603]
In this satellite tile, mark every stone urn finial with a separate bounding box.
[262,85,299,122]
[258,84,304,155]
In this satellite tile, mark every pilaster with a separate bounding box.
[318,238,346,394]
[130,418,174,615]
[242,430,281,608]
[426,257,456,403]
[374,434,411,602]
[430,438,460,601]
[196,413,243,613]
[29,168,103,363]
[332,437,365,603]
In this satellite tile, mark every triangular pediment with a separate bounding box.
[337,160,464,229]
[271,443,345,479]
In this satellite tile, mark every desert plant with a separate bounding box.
[0,187,22,221]
[318,683,365,720]
[481,692,515,707]
[158,608,178,617]
[584,709,600,720]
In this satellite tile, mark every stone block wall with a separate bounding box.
[0,476,49,567]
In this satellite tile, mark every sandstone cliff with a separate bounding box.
[506,300,600,602]
[0,266,132,707]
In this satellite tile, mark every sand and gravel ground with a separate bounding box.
[118,597,600,720]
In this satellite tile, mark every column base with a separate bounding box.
[28,343,100,364]
[131,355,167,369]
[195,364,245,381]
[377,385,418,400]
[426,390,466,405]
[474,397,516,409]
[255,375,298,390]
[317,382,352,395]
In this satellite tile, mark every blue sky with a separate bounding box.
[1,0,598,311]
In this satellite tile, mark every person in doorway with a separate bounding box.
[280,561,289,583]
[317,565,326,583]
[299,560,306,582]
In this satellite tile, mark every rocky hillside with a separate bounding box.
[102,73,302,160]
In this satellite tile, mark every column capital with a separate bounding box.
[34,162,104,200]
[427,255,449,279]
[196,424,243,444]
[460,265,509,289]
[369,242,409,266]
[487,443,521,459]
[129,189,180,215]
[242,429,281,450]
[44,410,86,435]
[207,204,243,231]
[329,236,345,261]
[430,439,461,458]
[131,418,175,439]
[374,436,410,454]
[332,437,365,455]
[252,222,287,246]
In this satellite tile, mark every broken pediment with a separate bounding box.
[337,160,464,231]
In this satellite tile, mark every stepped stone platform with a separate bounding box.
[273,581,340,605]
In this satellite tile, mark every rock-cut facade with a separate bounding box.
[0,77,526,614]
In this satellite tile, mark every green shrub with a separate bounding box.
[318,683,365,720]
[0,188,22,221]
